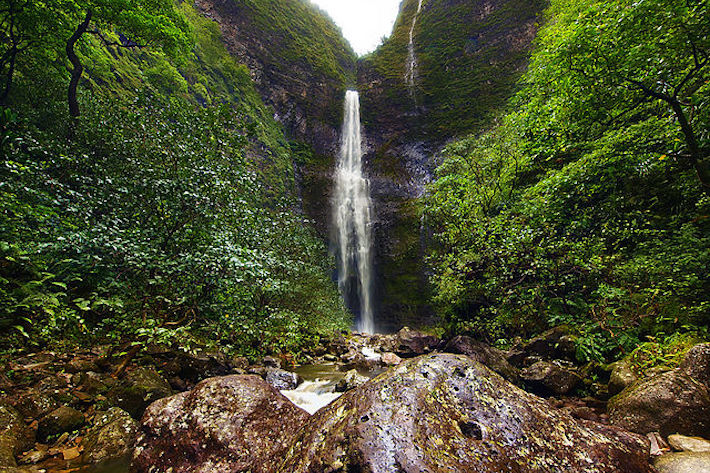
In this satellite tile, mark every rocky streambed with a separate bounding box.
[1,328,709,472]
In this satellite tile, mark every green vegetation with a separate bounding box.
[425,0,710,361]
[359,0,545,140]
[0,0,349,358]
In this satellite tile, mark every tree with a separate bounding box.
[0,0,192,115]
[0,0,48,103]
[61,0,192,117]
[526,0,710,190]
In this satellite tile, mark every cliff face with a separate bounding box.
[193,0,357,234]
[194,0,356,152]
[189,0,546,331]
[357,0,546,330]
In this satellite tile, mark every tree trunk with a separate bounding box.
[66,9,92,118]
[0,47,17,105]
[669,99,710,191]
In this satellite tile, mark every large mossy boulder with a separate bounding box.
[132,375,309,473]
[37,406,84,443]
[608,343,710,437]
[393,327,439,358]
[444,335,520,384]
[521,360,581,396]
[279,354,653,473]
[654,452,710,473]
[109,367,172,419]
[82,408,138,465]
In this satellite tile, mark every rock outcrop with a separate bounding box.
[82,408,138,465]
[278,354,654,473]
[132,375,309,473]
[0,404,33,467]
[608,343,710,437]
[444,335,520,383]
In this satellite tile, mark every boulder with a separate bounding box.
[394,327,439,358]
[521,360,581,395]
[132,375,309,473]
[262,356,281,369]
[279,354,654,473]
[525,326,576,360]
[176,350,232,383]
[381,352,402,366]
[444,336,520,383]
[0,403,33,467]
[82,408,138,464]
[11,389,58,420]
[108,367,172,419]
[608,359,638,396]
[668,435,710,453]
[37,406,84,442]
[679,343,710,384]
[654,452,710,473]
[334,369,368,392]
[608,344,710,437]
[265,368,300,391]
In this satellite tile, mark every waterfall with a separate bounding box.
[332,91,376,334]
[404,0,424,102]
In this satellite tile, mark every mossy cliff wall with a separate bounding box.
[357,0,546,330]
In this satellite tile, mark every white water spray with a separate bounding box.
[332,91,375,334]
[404,0,424,101]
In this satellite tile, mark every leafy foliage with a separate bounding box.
[425,0,710,361]
[0,0,350,357]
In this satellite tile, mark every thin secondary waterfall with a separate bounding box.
[404,0,424,102]
[332,91,375,334]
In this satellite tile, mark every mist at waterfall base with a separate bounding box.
[331,91,377,334]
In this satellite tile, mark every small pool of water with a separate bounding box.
[281,363,345,414]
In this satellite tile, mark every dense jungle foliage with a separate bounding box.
[0,0,349,357]
[425,0,710,361]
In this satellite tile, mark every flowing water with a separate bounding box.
[332,91,376,334]
[404,0,424,102]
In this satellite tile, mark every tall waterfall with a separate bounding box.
[332,91,375,334]
[404,0,424,102]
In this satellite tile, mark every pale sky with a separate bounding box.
[310,0,403,56]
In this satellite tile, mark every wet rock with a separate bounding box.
[75,371,115,396]
[11,389,58,420]
[265,368,300,390]
[608,344,710,437]
[247,365,268,378]
[82,408,138,464]
[0,403,33,467]
[37,406,84,442]
[262,356,281,369]
[108,367,172,419]
[326,334,349,356]
[609,360,638,396]
[668,435,710,453]
[65,356,99,374]
[521,360,580,395]
[444,336,520,383]
[510,326,577,365]
[230,356,249,371]
[394,326,438,358]
[654,452,710,473]
[334,369,368,392]
[679,343,710,385]
[176,350,232,383]
[381,352,402,366]
[323,354,338,362]
[132,375,309,473]
[279,354,654,473]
